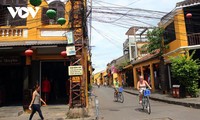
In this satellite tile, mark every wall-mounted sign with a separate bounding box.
[0,56,21,65]
[68,65,83,76]
[66,46,76,56]
[66,31,74,44]
[71,76,81,83]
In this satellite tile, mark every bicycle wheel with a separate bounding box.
[147,97,151,114]
[114,92,118,102]
[142,96,146,110]
[118,92,124,103]
[95,105,99,120]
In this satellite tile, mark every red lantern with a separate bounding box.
[155,64,159,68]
[25,49,33,56]
[186,13,192,19]
[61,51,67,58]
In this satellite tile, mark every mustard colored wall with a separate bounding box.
[102,71,107,84]
[164,9,188,59]
[93,72,102,84]
[0,0,72,41]
[27,1,71,41]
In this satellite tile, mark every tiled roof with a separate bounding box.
[0,40,67,47]
[176,0,200,7]
[132,49,160,65]
[125,26,154,35]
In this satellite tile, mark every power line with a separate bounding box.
[91,25,123,50]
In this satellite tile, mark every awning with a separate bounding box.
[123,64,133,70]
[132,49,160,65]
[0,40,67,47]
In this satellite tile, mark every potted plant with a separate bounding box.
[170,51,200,97]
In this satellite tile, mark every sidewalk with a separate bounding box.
[124,87,200,109]
[0,103,95,120]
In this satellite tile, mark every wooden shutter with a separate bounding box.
[41,7,49,25]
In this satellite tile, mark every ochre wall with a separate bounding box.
[0,1,72,41]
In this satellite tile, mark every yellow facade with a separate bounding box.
[0,0,89,108]
[93,71,106,85]
[0,1,74,61]
[0,1,71,41]
[132,8,191,92]
[163,9,188,60]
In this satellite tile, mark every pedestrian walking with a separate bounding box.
[29,84,46,120]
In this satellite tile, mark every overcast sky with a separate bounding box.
[90,0,183,73]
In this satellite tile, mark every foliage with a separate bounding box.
[142,27,169,92]
[170,51,200,97]
[115,61,130,72]
[88,84,93,91]
[143,27,168,55]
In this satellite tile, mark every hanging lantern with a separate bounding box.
[61,51,67,58]
[25,49,33,56]
[46,9,57,19]
[186,13,192,19]
[155,64,159,68]
[30,0,42,7]
[57,18,66,26]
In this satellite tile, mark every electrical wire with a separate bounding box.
[91,25,123,50]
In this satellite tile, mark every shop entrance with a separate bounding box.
[0,65,23,106]
[41,61,70,104]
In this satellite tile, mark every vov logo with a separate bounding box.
[7,7,40,19]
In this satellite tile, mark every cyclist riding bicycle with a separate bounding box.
[137,75,152,104]
[113,77,119,95]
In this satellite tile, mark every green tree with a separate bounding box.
[170,51,200,97]
[146,27,166,55]
[143,27,169,92]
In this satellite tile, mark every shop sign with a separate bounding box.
[68,65,83,76]
[66,46,76,56]
[66,31,74,44]
[71,76,81,83]
[0,56,21,65]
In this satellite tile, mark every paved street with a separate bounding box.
[0,86,200,120]
[94,86,200,120]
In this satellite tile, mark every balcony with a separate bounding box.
[188,33,200,46]
[0,28,27,37]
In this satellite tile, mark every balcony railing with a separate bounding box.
[188,33,200,46]
[0,28,26,37]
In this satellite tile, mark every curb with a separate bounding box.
[18,110,23,116]
[124,90,200,109]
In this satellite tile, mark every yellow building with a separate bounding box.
[0,0,89,108]
[93,70,106,85]
[132,0,200,93]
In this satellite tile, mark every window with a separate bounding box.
[44,1,65,25]
[41,7,49,25]
[163,22,176,45]
[0,5,9,26]
[0,0,27,26]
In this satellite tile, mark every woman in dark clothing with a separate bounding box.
[29,84,46,120]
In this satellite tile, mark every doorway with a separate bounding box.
[0,66,23,106]
[41,61,70,104]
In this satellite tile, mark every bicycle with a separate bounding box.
[114,87,124,103]
[141,89,151,114]
[88,92,99,120]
